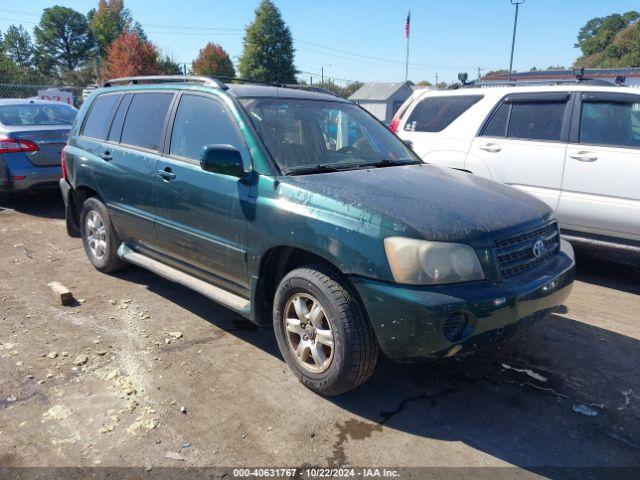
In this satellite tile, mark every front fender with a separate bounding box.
[246,176,401,282]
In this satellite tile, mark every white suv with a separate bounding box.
[392,84,640,254]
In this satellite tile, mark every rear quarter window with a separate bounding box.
[82,94,121,140]
[404,95,483,132]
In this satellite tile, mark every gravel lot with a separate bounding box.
[0,191,639,474]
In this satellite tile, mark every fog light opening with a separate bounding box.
[443,311,469,342]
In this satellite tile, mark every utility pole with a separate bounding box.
[477,66,484,82]
[435,73,438,86]
[509,0,525,81]
[321,67,324,84]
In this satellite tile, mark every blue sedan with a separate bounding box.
[0,99,77,193]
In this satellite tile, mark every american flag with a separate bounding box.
[405,11,411,39]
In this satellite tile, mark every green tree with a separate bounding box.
[192,42,235,77]
[89,0,135,57]
[3,25,34,68]
[34,6,95,74]
[158,54,182,75]
[238,0,296,83]
[575,11,640,66]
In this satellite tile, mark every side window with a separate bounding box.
[481,103,509,137]
[580,100,640,148]
[107,94,131,142]
[404,95,483,132]
[170,95,246,161]
[121,93,173,151]
[507,101,566,141]
[82,94,121,140]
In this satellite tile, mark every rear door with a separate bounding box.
[94,91,174,247]
[558,91,640,241]
[155,92,251,292]
[467,92,571,211]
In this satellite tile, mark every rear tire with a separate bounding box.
[80,197,127,273]
[273,265,379,395]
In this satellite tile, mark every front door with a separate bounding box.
[467,92,571,211]
[558,92,640,242]
[155,93,252,291]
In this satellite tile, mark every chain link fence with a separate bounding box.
[0,84,91,108]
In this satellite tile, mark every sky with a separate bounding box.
[1,0,639,85]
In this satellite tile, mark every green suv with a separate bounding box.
[60,76,575,395]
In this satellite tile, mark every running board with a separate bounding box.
[117,244,251,315]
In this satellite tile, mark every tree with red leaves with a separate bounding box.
[192,42,235,78]
[103,31,159,79]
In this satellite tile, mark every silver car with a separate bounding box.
[0,99,77,193]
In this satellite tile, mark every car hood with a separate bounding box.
[281,164,553,243]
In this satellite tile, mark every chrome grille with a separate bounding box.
[496,222,559,280]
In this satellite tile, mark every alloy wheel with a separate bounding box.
[85,210,107,260]
[283,293,334,373]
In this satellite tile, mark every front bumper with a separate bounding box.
[351,251,575,362]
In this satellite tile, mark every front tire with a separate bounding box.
[80,197,127,273]
[273,265,378,395]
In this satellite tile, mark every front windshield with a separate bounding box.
[240,98,419,174]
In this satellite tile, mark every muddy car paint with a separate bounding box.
[61,83,575,362]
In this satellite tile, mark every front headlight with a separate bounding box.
[384,237,485,285]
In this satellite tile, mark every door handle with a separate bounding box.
[157,168,176,181]
[479,143,502,153]
[100,151,112,161]
[569,151,598,162]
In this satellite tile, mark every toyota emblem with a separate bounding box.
[532,239,546,258]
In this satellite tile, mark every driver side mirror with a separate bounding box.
[200,144,247,178]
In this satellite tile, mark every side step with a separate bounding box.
[117,244,251,315]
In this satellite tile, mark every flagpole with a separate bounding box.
[405,32,410,82]
[404,12,410,82]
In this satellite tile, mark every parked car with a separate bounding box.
[392,84,640,255]
[0,99,77,193]
[60,76,575,395]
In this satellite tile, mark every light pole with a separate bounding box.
[508,0,525,81]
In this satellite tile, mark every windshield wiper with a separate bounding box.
[286,164,343,175]
[356,158,421,169]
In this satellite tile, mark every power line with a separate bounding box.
[294,38,471,70]
[0,7,482,80]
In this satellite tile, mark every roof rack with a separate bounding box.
[464,78,618,88]
[103,75,342,98]
[104,75,227,89]
[217,77,341,97]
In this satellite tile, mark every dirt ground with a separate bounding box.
[1,191,639,476]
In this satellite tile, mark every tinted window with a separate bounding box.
[82,94,120,139]
[0,103,76,126]
[404,95,482,132]
[481,103,509,137]
[121,93,173,150]
[580,101,640,148]
[107,94,131,142]
[507,102,566,141]
[170,95,244,160]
